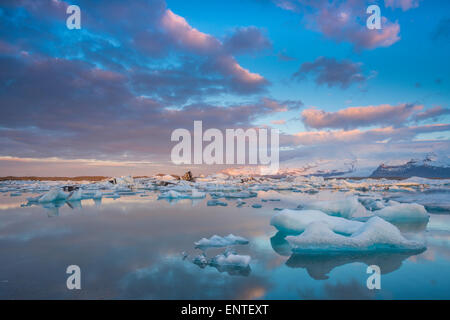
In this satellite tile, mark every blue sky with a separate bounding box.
[0,0,449,176]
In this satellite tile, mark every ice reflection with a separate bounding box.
[285,250,425,280]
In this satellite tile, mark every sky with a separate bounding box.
[0,0,449,176]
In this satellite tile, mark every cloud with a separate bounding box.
[271,119,287,125]
[0,54,289,162]
[273,0,401,50]
[413,106,450,122]
[293,56,368,89]
[301,103,423,129]
[384,0,420,11]
[286,123,450,146]
[1,0,269,97]
[223,26,272,55]
[161,9,221,54]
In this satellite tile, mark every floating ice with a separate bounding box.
[67,189,83,201]
[224,191,257,199]
[271,209,364,235]
[195,234,249,249]
[190,189,206,199]
[252,204,262,209]
[303,196,368,219]
[374,202,429,222]
[158,190,187,199]
[207,200,228,207]
[93,190,103,199]
[38,189,68,203]
[286,216,425,253]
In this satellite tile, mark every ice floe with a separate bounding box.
[302,196,369,219]
[195,234,249,249]
[271,209,364,235]
[285,217,425,253]
[373,202,429,222]
[38,189,68,203]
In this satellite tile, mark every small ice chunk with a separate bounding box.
[190,189,206,199]
[286,216,425,253]
[158,190,187,199]
[207,200,228,207]
[271,209,364,235]
[224,191,257,199]
[195,234,249,249]
[252,204,262,209]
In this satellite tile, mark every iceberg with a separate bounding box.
[38,189,68,203]
[195,234,249,249]
[190,189,206,199]
[93,190,103,199]
[286,217,425,253]
[271,209,364,235]
[303,196,368,219]
[207,200,228,207]
[224,191,257,199]
[373,202,429,222]
[158,190,187,199]
[67,189,83,201]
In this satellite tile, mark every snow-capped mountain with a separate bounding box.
[370,153,450,179]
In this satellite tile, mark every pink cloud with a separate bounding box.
[161,9,221,53]
[302,103,423,129]
[160,9,267,91]
[290,123,450,145]
[274,0,401,50]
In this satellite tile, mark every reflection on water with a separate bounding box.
[285,250,425,280]
[0,191,450,299]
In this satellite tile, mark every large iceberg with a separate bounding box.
[271,209,364,235]
[286,217,425,253]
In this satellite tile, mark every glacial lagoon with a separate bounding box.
[1,176,450,299]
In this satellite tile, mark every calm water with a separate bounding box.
[1,190,450,299]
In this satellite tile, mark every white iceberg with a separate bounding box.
[190,189,206,199]
[38,189,68,203]
[271,209,364,235]
[67,189,83,201]
[303,196,368,219]
[286,216,425,253]
[374,202,429,222]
